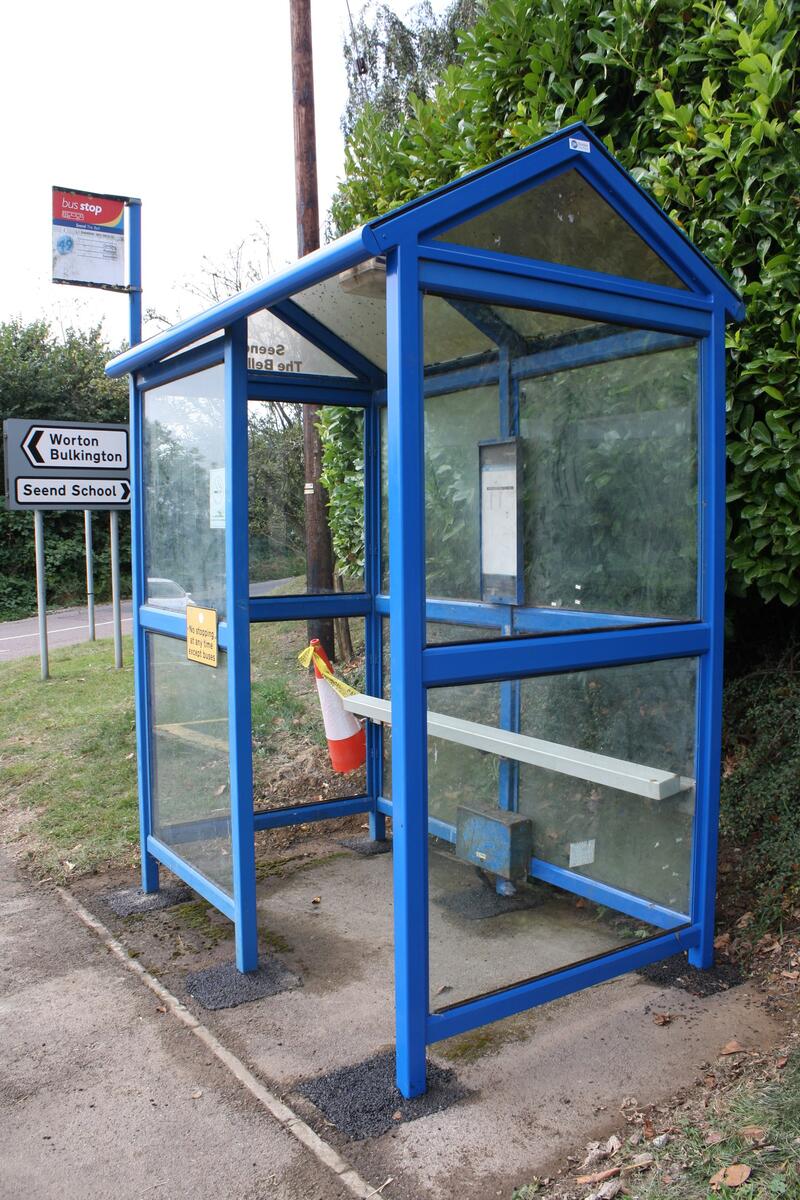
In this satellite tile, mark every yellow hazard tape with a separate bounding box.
[297,644,359,700]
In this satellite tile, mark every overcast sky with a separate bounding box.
[2,0,451,347]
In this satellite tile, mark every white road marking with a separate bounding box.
[0,617,132,643]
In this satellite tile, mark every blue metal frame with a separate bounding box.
[109,123,741,1103]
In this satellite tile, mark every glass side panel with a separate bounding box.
[251,617,367,811]
[417,295,698,641]
[149,633,232,895]
[518,658,697,913]
[248,403,365,596]
[143,365,226,618]
[247,308,354,378]
[426,658,695,1007]
[436,168,686,290]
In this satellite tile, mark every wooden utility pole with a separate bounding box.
[290,0,336,660]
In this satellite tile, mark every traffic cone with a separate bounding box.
[307,639,366,773]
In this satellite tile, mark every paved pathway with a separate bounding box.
[0,847,353,1200]
[0,602,133,663]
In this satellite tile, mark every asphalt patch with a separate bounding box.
[103,884,193,917]
[637,952,745,996]
[435,875,546,921]
[338,836,392,856]
[185,959,301,1010]
[297,1049,467,1139]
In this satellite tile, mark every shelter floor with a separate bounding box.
[78,831,782,1200]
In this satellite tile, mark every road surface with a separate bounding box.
[0,602,133,663]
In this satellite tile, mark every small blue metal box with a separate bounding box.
[455,805,533,882]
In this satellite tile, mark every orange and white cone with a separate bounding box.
[303,639,366,774]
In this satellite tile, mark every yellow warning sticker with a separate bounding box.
[186,605,218,667]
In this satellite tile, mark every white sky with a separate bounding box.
[1,0,451,348]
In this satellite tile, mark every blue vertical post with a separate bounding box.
[365,400,386,840]
[127,198,158,893]
[225,319,259,972]
[386,244,428,1097]
[689,314,725,969]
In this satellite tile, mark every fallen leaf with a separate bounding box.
[653,1012,672,1026]
[435,984,452,995]
[705,1074,718,1089]
[126,751,135,760]
[739,1124,766,1142]
[155,1005,167,1014]
[575,897,587,909]
[705,1131,724,1146]
[781,970,799,981]
[605,1135,622,1155]
[652,1133,670,1148]
[311,896,321,905]
[643,1117,655,1139]
[710,1164,751,1190]
[64,860,76,872]
[190,1090,203,1099]
[214,784,226,796]
[776,1056,788,1069]
[575,1167,620,1186]
[736,911,754,928]
[392,1110,402,1121]
[720,1039,746,1056]
[714,932,731,950]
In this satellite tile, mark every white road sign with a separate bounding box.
[22,424,129,469]
[15,477,131,508]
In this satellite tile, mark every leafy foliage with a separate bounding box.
[317,407,364,579]
[0,319,131,618]
[331,0,800,606]
[719,647,800,931]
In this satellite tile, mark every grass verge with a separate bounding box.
[0,638,137,879]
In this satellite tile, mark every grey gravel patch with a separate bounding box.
[297,1050,467,1140]
[337,837,392,856]
[103,884,193,917]
[185,959,301,1010]
[637,952,745,996]
[435,876,546,921]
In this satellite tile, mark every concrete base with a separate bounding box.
[83,840,782,1199]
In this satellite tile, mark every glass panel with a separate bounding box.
[143,365,226,617]
[292,266,497,373]
[436,169,686,290]
[419,295,698,640]
[247,308,354,378]
[251,617,367,810]
[426,658,695,1008]
[248,403,365,596]
[149,633,232,895]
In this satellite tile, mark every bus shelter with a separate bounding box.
[106,123,743,1099]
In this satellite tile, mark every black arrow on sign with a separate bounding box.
[119,481,130,502]
[23,428,44,465]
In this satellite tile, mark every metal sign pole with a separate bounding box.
[109,510,123,669]
[84,510,95,639]
[34,510,49,681]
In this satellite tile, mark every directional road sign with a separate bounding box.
[4,418,130,511]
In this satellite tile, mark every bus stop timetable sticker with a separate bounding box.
[186,606,218,667]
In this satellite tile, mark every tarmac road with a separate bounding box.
[0,602,134,664]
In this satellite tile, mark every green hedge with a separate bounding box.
[330,0,800,607]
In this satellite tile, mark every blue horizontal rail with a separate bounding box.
[146,834,236,921]
[249,593,371,622]
[254,794,372,830]
[139,605,230,649]
[135,338,226,391]
[426,923,700,1042]
[247,371,372,405]
[423,621,710,687]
